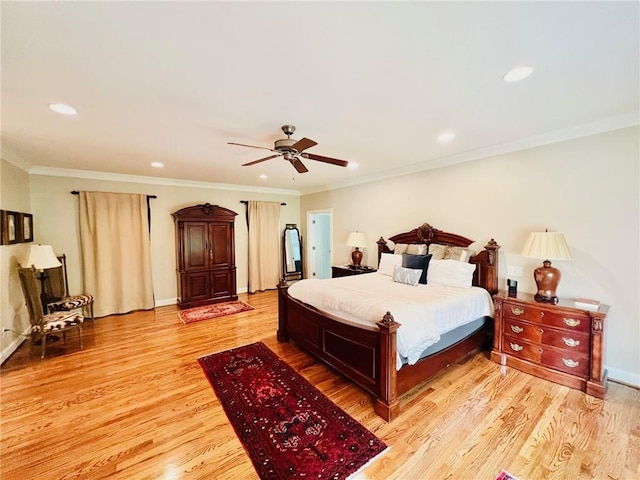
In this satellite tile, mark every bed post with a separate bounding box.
[375,312,400,422]
[484,239,500,295]
[277,280,289,342]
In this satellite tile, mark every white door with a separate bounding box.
[306,209,332,279]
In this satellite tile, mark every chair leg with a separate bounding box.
[41,333,46,360]
[78,325,83,350]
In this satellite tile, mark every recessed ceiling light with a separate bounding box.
[503,66,534,83]
[259,174,268,179]
[347,162,358,170]
[151,162,164,168]
[437,132,455,143]
[48,103,77,115]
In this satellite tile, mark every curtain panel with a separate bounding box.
[247,201,281,293]
[79,192,154,317]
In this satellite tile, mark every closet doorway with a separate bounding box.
[306,209,332,279]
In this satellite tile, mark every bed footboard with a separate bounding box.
[277,282,401,421]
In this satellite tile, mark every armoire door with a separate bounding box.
[209,223,233,267]
[183,222,209,271]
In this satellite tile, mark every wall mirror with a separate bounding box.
[283,224,303,281]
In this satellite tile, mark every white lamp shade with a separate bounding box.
[346,231,367,248]
[22,244,62,269]
[521,232,572,260]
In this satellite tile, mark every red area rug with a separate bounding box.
[179,300,254,324]
[198,342,388,479]
[496,471,519,480]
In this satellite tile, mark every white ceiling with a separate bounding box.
[2,1,638,194]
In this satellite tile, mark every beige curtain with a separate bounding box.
[79,192,154,317]
[247,201,281,293]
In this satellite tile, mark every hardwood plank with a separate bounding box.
[1,290,638,480]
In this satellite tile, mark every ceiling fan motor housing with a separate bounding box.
[274,138,298,152]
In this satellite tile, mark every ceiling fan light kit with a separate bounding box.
[229,125,349,173]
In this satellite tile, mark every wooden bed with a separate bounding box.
[277,223,500,421]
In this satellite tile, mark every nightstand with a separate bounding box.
[491,291,609,398]
[331,265,377,278]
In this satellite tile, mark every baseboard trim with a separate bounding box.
[606,366,640,388]
[155,297,177,307]
[0,332,28,365]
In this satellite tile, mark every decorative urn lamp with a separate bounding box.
[521,231,572,304]
[22,244,62,314]
[346,231,367,267]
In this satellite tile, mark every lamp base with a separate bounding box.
[534,293,558,304]
[533,260,561,304]
[351,248,363,267]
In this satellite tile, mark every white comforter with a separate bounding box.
[287,272,494,369]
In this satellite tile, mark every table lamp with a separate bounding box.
[22,244,62,314]
[346,231,367,267]
[521,231,572,304]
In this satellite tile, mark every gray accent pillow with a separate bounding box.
[392,265,422,286]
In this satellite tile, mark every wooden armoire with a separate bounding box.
[173,203,238,309]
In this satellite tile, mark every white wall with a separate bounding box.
[27,175,301,306]
[301,126,640,386]
[0,159,32,362]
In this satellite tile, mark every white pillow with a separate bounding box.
[377,253,403,276]
[427,259,476,288]
[392,265,421,286]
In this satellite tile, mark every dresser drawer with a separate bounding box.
[503,319,543,344]
[540,349,589,378]
[502,335,541,363]
[541,329,590,355]
[503,319,590,356]
[503,303,590,333]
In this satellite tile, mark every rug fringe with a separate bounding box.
[347,445,392,480]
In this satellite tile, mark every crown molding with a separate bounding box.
[301,114,640,195]
[27,166,301,196]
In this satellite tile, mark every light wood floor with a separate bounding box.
[1,290,638,480]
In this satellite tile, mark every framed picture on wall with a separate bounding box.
[1,210,22,245]
[21,213,34,243]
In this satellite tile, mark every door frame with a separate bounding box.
[306,208,333,279]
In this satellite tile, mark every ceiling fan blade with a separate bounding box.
[228,142,276,152]
[242,154,281,166]
[301,153,349,167]
[291,137,317,153]
[290,157,309,173]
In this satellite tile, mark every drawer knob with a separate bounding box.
[562,358,580,368]
[510,325,524,334]
[511,307,524,316]
[563,318,581,328]
[563,338,580,347]
[509,342,523,352]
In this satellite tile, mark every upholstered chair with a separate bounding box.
[44,254,94,324]
[18,266,84,359]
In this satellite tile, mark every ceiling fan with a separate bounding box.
[228,125,349,173]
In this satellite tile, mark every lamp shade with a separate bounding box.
[22,244,61,270]
[521,232,572,260]
[346,231,367,248]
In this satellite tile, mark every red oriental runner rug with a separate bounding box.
[198,342,388,479]
[179,300,254,324]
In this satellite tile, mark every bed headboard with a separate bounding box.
[376,223,500,294]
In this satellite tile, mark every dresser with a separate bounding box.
[173,203,238,309]
[331,265,377,278]
[491,291,609,398]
